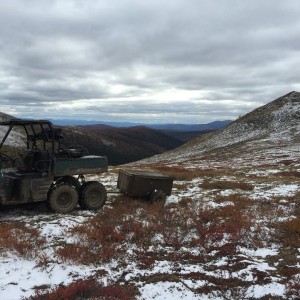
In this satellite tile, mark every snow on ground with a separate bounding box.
[0,254,96,300]
[138,282,206,300]
[0,154,300,300]
[252,184,299,200]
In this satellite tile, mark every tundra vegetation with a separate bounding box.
[0,161,299,299]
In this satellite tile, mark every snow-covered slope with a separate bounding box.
[144,91,300,166]
[0,112,15,122]
[0,113,25,147]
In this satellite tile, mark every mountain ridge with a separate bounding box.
[50,119,232,131]
[141,91,300,166]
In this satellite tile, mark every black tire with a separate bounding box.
[48,184,79,213]
[149,190,166,203]
[79,181,107,210]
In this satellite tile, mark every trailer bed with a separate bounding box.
[117,169,173,198]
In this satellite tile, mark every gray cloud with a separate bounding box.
[0,0,299,123]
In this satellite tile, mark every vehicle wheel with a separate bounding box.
[79,181,107,210]
[149,190,166,203]
[48,184,79,213]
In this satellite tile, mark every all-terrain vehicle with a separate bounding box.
[0,119,108,213]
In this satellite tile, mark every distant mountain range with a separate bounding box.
[50,119,232,131]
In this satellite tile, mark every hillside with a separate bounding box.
[0,112,15,122]
[158,129,214,142]
[143,91,300,167]
[0,112,25,148]
[148,120,232,131]
[61,125,184,165]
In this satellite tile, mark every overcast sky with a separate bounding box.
[0,0,299,124]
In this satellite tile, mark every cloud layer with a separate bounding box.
[0,0,299,123]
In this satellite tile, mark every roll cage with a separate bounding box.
[0,119,61,152]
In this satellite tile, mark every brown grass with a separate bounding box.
[279,160,297,166]
[275,217,300,248]
[49,177,299,297]
[201,180,254,191]
[26,278,138,300]
[285,276,300,299]
[151,166,197,180]
[56,197,168,264]
[56,191,266,266]
[215,194,254,211]
[277,171,300,178]
[142,165,230,180]
[0,221,45,259]
[189,201,258,255]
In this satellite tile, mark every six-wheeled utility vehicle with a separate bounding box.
[0,119,108,213]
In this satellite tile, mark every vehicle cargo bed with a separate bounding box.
[117,169,173,197]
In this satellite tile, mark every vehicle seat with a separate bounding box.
[33,151,51,172]
[22,150,51,173]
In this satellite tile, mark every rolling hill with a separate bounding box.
[60,125,184,165]
[142,91,300,167]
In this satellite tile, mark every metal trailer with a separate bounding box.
[117,169,173,202]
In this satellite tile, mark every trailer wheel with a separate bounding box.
[79,181,107,210]
[149,190,166,203]
[48,184,78,213]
